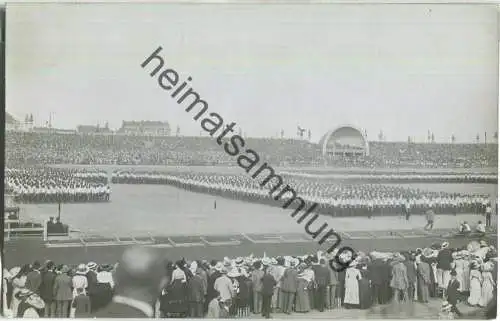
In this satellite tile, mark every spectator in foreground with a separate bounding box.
[261,266,277,319]
[94,246,169,318]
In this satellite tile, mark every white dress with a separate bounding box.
[453,259,469,292]
[468,270,482,306]
[479,272,495,307]
[344,267,361,305]
[10,275,27,317]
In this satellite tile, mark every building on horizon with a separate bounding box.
[117,120,171,136]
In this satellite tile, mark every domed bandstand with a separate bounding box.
[318,125,369,161]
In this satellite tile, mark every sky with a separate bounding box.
[6,3,499,143]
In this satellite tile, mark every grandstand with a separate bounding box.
[4,130,498,168]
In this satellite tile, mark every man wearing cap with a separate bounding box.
[86,262,99,312]
[25,261,42,295]
[53,265,73,318]
[94,246,169,318]
[261,266,277,319]
[39,261,57,317]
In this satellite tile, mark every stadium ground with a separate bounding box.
[5,165,497,267]
[16,184,496,237]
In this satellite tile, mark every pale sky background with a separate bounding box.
[6,3,499,143]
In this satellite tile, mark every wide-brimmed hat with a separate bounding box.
[214,262,224,272]
[480,240,488,247]
[262,257,272,266]
[441,242,449,249]
[76,264,88,275]
[8,267,21,279]
[16,289,45,310]
[227,268,240,278]
[87,262,97,270]
[270,258,278,265]
[235,257,244,266]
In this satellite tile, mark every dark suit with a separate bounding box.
[94,301,150,318]
[86,270,98,312]
[25,270,42,294]
[446,279,461,316]
[280,268,298,314]
[313,265,330,312]
[368,259,388,304]
[39,270,57,317]
[261,273,276,318]
[187,274,205,317]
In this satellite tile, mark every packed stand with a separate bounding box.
[6,131,497,168]
[5,168,111,204]
[2,239,497,319]
[111,171,494,217]
[5,132,319,167]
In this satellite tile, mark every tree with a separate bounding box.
[451,134,456,143]
[407,136,412,144]
[104,121,109,129]
[176,126,180,136]
[494,132,498,141]
[431,133,435,143]
[476,134,480,143]
[308,129,311,140]
[280,129,284,139]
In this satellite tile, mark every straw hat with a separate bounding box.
[214,262,224,272]
[16,289,45,310]
[76,264,89,275]
[480,240,488,247]
[227,268,240,278]
[235,257,244,266]
[441,242,449,249]
[8,267,21,279]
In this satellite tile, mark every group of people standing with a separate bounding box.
[5,168,111,204]
[3,238,497,319]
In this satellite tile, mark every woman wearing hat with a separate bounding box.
[72,264,89,299]
[479,262,495,307]
[467,261,482,307]
[14,288,45,318]
[343,259,362,308]
[9,264,30,317]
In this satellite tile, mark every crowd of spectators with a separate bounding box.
[3,240,497,319]
[4,168,111,204]
[112,171,494,217]
[5,132,497,168]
